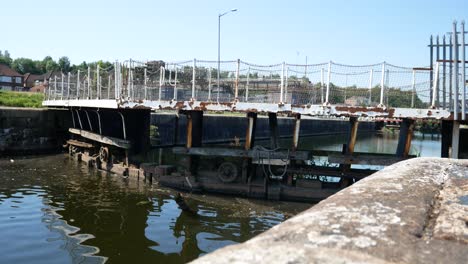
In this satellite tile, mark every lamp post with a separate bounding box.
[217,8,237,102]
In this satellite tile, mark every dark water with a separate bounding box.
[0,132,440,263]
[0,155,309,264]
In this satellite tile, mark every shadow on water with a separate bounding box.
[0,132,440,263]
[0,155,309,263]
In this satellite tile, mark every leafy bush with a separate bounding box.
[0,91,44,108]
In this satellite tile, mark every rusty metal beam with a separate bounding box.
[347,117,359,154]
[291,114,301,152]
[396,119,415,158]
[245,112,257,150]
[69,128,131,149]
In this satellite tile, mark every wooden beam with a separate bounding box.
[69,128,131,149]
[268,112,279,149]
[291,114,301,152]
[66,139,94,148]
[396,119,415,158]
[328,154,408,166]
[172,147,309,160]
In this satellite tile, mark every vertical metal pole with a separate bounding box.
[380,62,386,106]
[368,69,373,105]
[320,68,324,104]
[451,121,460,159]
[87,66,90,99]
[432,62,439,108]
[144,67,147,100]
[325,61,331,104]
[192,58,196,100]
[208,67,212,101]
[67,72,70,99]
[280,62,285,103]
[285,67,289,103]
[114,62,118,99]
[47,78,51,100]
[245,67,250,102]
[61,73,64,100]
[453,21,459,120]
[127,60,131,99]
[429,35,434,103]
[436,35,440,107]
[449,36,453,110]
[97,64,100,99]
[217,15,221,100]
[443,35,447,109]
[461,21,466,120]
[77,70,80,99]
[159,66,164,101]
[235,59,240,100]
[54,76,57,100]
[411,70,416,108]
[174,66,178,100]
[130,60,133,99]
[108,75,111,99]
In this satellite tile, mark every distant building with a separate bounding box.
[30,84,47,93]
[0,64,24,91]
[24,72,51,90]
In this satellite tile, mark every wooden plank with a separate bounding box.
[67,139,94,148]
[288,166,377,179]
[309,150,416,158]
[69,128,131,149]
[172,147,309,160]
[328,154,408,166]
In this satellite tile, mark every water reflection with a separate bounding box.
[0,155,306,263]
[0,132,441,263]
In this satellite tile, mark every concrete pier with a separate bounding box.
[192,158,468,264]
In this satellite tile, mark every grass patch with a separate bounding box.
[0,91,44,108]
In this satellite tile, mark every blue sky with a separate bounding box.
[2,0,467,66]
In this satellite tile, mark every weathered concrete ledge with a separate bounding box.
[193,157,468,264]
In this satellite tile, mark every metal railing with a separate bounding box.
[43,22,466,118]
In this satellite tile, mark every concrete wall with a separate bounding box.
[191,157,468,264]
[0,107,70,155]
[152,113,376,146]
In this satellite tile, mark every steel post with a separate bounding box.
[430,35,433,103]
[192,58,196,100]
[325,61,331,104]
[368,69,374,105]
[461,21,466,120]
[432,62,439,108]
[61,73,64,100]
[77,70,80,99]
[235,59,240,100]
[67,72,71,99]
[208,67,212,101]
[280,62,285,103]
[436,35,440,106]
[453,21,459,120]
[411,70,416,108]
[87,66,90,99]
[379,62,386,106]
[245,67,250,102]
[443,35,447,109]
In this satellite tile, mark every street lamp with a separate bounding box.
[217,8,238,102]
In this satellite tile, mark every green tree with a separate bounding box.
[12,58,40,74]
[58,56,71,72]
[0,50,13,66]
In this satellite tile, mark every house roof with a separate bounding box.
[24,72,49,83]
[0,64,22,77]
